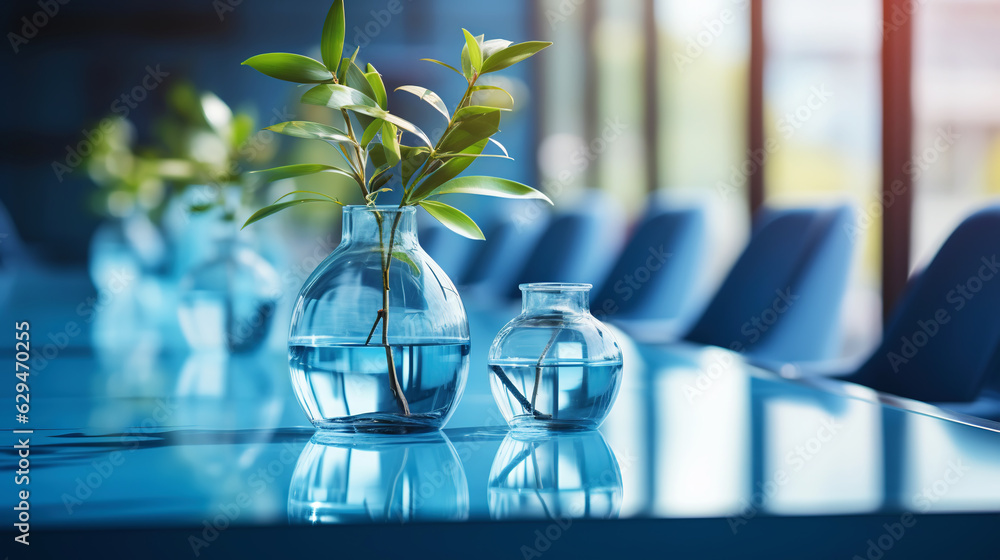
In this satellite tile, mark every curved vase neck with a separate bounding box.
[521,283,592,315]
[341,205,419,248]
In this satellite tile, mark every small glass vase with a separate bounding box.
[288,206,470,432]
[177,224,281,353]
[489,283,623,432]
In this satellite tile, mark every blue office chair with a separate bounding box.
[591,202,706,336]
[683,204,855,364]
[508,190,625,300]
[843,206,1000,405]
[459,212,548,296]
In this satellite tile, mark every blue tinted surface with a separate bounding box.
[3,268,1000,536]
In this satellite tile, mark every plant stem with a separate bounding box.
[531,328,561,410]
[342,109,370,198]
[490,365,551,419]
[372,210,410,416]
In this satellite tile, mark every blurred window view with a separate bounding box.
[763,0,882,352]
[912,0,1000,269]
[655,0,751,287]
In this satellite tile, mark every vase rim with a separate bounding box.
[519,282,593,292]
[343,205,416,213]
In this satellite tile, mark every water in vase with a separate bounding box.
[290,341,470,431]
[489,359,623,430]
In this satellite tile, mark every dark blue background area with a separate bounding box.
[0,0,538,263]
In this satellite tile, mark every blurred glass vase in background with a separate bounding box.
[178,220,280,353]
[288,432,469,524]
[89,211,167,291]
[488,431,622,521]
[288,206,470,432]
[489,283,624,432]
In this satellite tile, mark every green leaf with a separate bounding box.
[361,119,382,147]
[419,200,484,240]
[342,104,433,147]
[400,146,430,187]
[336,46,361,85]
[462,29,483,75]
[242,53,334,83]
[242,197,342,230]
[343,60,372,97]
[266,121,352,144]
[381,122,401,166]
[481,41,552,74]
[396,85,450,121]
[301,84,380,111]
[371,163,394,185]
[472,85,515,110]
[320,0,346,72]
[251,163,354,184]
[488,137,509,158]
[428,176,552,202]
[369,143,388,169]
[230,113,256,149]
[370,175,393,192]
[437,106,502,154]
[421,58,463,76]
[481,39,513,60]
[408,139,488,201]
[391,251,421,276]
[365,64,388,109]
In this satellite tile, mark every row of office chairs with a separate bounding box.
[422,193,1000,419]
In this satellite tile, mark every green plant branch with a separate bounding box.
[401,76,481,204]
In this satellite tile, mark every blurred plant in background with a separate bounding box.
[84,83,283,354]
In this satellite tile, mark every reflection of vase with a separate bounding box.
[178,229,280,354]
[488,431,622,521]
[288,206,470,432]
[288,432,469,524]
[489,283,624,432]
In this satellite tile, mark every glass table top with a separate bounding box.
[3,268,1000,554]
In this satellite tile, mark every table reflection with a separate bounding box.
[488,431,622,521]
[288,432,469,524]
